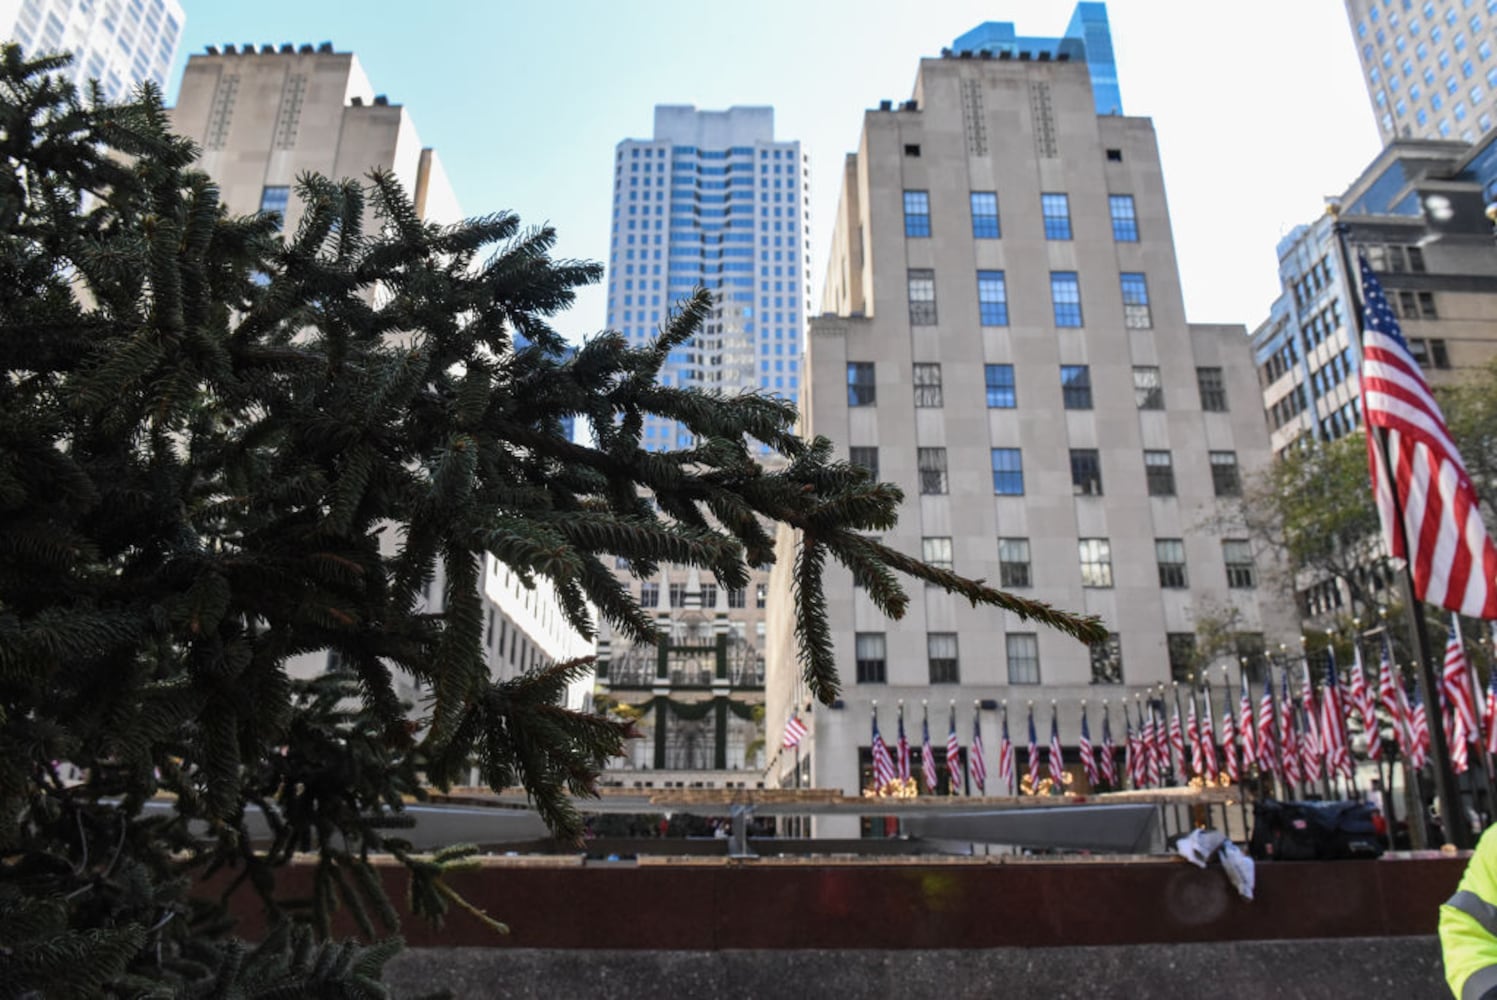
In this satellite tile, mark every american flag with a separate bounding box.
[1047,707,1065,785]
[1485,666,1497,757]
[1320,651,1353,780]
[1448,699,1471,775]
[1187,696,1203,778]
[1168,701,1187,780]
[1280,672,1303,789]
[1408,682,1431,770]
[1442,617,1481,742]
[1358,255,1497,617]
[1378,640,1414,759]
[970,709,987,794]
[896,708,911,783]
[1078,707,1099,787]
[1100,707,1118,787]
[1027,707,1041,790]
[946,709,963,792]
[1299,700,1323,788]
[1258,676,1279,780]
[1145,706,1163,788]
[921,713,939,792]
[871,711,896,789]
[1199,689,1219,782]
[782,712,807,750]
[1299,659,1324,777]
[1239,672,1257,771]
[1349,642,1381,761]
[997,709,1016,795]
[1124,716,1139,788]
[1221,683,1240,783]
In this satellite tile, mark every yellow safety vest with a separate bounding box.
[1443,826,1497,999]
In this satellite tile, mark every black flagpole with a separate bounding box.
[1330,214,1471,849]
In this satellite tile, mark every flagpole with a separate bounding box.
[1330,217,1471,848]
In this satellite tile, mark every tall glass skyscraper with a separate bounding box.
[606,105,807,452]
[952,2,1122,115]
[3,0,186,101]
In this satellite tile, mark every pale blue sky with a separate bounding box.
[171,1,1381,343]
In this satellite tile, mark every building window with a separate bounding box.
[903,190,931,237]
[1167,633,1198,683]
[908,269,937,325]
[970,191,1001,238]
[904,143,921,157]
[913,363,944,407]
[669,583,686,608]
[1061,365,1093,409]
[1133,366,1164,409]
[1007,633,1040,684]
[1079,538,1113,588]
[1041,192,1072,239]
[1409,338,1452,369]
[922,536,953,572]
[260,185,291,228]
[727,587,747,608]
[977,270,1009,326]
[856,632,887,684]
[918,447,948,495]
[1223,540,1256,589]
[755,582,767,609]
[849,446,879,482]
[1210,451,1242,497]
[1070,449,1103,496]
[847,362,876,406]
[1156,538,1187,588]
[991,448,1024,495]
[985,364,1016,408]
[1090,633,1123,684]
[1051,271,1083,327]
[1144,450,1176,496]
[701,583,718,608]
[1106,148,1124,162]
[1109,194,1139,241]
[1197,367,1228,411]
[1419,291,1438,318]
[640,582,659,608]
[998,537,1031,588]
[1120,272,1152,328]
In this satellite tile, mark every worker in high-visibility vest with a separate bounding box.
[1442,826,1497,999]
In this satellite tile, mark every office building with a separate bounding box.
[1348,0,1497,143]
[170,46,590,707]
[952,1,1121,115]
[4,0,184,101]
[763,11,1298,835]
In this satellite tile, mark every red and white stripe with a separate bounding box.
[1349,644,1381,761]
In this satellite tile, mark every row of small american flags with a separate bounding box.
[780,615,1497,795]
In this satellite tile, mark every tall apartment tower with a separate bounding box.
[764,11,1298,834]
[592,107,809,790]
[1347,0,1497,143]
[3,0,185,101]
[169,47,593,711]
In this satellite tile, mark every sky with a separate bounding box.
[168,1,1383,344]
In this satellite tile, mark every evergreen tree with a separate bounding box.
[0,50,1102,994]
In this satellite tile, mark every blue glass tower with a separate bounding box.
[607,106,806,452]
[952,2,1122,116]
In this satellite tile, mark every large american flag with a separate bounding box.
[970,709,987,794]
[921,714,939,792]
[1349,642,1381,761]
[1145,705,1163,788]
[1320,650,1353,780]
[1279,672,1303,789]
[1221,683,1240,783]
[871,711,896,789]
[1442,616,1481,742]
[1239,672,1257,771]
[1168,702,1187,781]
[896,708,911,783]
[1187,696,1203,778]
[997,709,1016,795]
[1258,676,1279,780]
[1078,706,1099,787]
[1357,255,1497,617]
[1199,689,1219,782]
[1299,659,1324,778]
[1047,707,1065,785]
[946,710,963,792]
[782,712,807,750]
[1027,708,1041,789]
[1100,706,1118,787]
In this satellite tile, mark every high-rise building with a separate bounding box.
[169,46,591,709]
[1347,0,1497,144]
[3,0,184,101]
[1251,137,1497,621]
[592,106,809,790]
[952,1,1121,116]
[764,9,1298,834]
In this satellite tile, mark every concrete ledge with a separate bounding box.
[383,938,1446,999]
